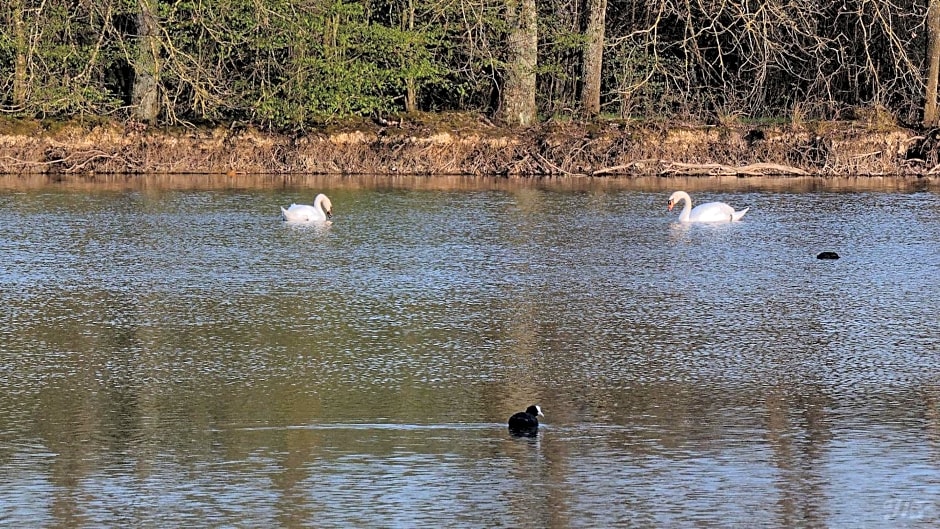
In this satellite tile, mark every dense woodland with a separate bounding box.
[3,0,940,131]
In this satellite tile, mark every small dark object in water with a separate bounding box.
[817,251,840,260]
[508,405,543,437]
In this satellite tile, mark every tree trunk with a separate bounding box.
[12,0,28,107]
[499,0,538,126]
[581,0,607,116]
[926,0,940,127]
[132,0,161,122]
[404,0,417,113]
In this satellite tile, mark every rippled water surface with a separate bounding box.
[1,175,939,528]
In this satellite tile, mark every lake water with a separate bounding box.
[0,174,938,528]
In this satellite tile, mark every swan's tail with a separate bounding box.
[732,207,749,221]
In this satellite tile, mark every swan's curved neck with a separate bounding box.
[675,192,692,222]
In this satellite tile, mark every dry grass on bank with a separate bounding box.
[0,113,936,178]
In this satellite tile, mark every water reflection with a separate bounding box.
[0,176,938,527]
[0,172,937,193]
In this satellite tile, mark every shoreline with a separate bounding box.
[0,116,937,182]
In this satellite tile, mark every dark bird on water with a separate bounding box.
[508,405,544,437]
[817,251,840,260]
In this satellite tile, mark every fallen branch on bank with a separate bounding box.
[3,149,138,173]
[592,160,809,176]
[533,152,587,177]
[663,162,810,176]
[591,159,661,175]
[60,149,139,173]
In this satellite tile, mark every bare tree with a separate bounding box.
[403,0,417,113]
[926,0,940,126]
[499,0,538,126]
[600,0,926,122]
[581,0,607,115]
[132,0,161,122]
[11,0,28,107]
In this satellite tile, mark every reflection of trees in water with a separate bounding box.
[764,385,833,526]
[19,290,146,524]
[0,174,931,195]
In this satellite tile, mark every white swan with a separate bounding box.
[281,193,333,222]
[667,191,748,223]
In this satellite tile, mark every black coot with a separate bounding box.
[508,405,543,437]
